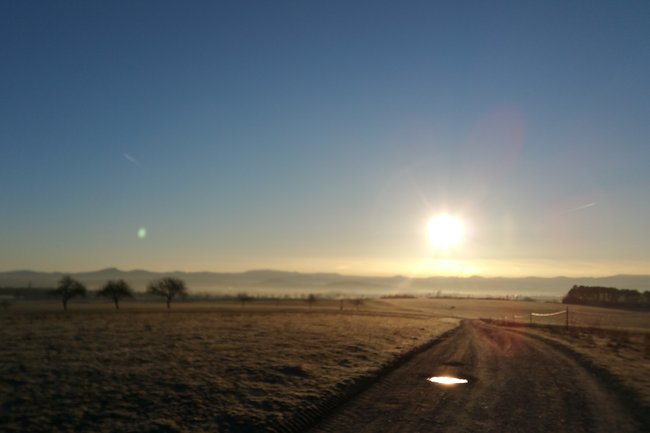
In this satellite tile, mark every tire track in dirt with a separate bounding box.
[307,320,644,433]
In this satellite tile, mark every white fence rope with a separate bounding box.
[531,310,566,317]
[529,308,570,329]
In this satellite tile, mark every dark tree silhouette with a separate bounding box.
[237,292,252,307]
[51,275,87,310]
[351,298,364,311]
[147,277,187,308]
[562,285,650,309]
[98,279,134,309]
[307,293,317,309]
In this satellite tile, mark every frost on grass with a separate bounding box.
[0,310,457,432]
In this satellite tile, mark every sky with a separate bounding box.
[1,1,649,277]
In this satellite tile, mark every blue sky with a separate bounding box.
[1,1,649,277]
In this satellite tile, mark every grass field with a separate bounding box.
[1,298,648,432]
[0,302,457,432]
[379,297,650,331]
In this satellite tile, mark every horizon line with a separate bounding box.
[1,267,648,281]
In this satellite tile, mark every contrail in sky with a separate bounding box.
[564,202,597,214]
[123,153,142,167]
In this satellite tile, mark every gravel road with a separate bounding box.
[308,320,642,433]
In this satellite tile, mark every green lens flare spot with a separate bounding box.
[137,227,147,239]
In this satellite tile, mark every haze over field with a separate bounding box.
[2,2,649,281]
[3,268,650,299]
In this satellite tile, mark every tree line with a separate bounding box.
[5,276,365,311]
[51,275,187,310]
[562,285,650,309]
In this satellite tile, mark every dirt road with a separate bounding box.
[308,320,642,433]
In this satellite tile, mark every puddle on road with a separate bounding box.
[427,376,469,385]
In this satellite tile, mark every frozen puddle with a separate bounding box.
[427,376,469,385]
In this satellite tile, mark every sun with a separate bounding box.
[427,214,464,250]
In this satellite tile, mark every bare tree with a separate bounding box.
[147,277,187,308]
[98,279,134,309]
[351,298,364,311]
[51,275,87,310]
[307,293,317,309]
[237,292,252,307]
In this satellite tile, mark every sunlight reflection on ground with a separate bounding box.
[427,376,469,385]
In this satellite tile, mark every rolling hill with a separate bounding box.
[1,268,649,299]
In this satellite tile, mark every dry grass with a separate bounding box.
[3,298,647,432]
[0,303,457,432]
[380,298,650,331]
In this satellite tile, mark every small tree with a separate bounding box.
[51,275,87,311]
[351,298,364,311]
[98,279,134,309]
[307,293,317,309]
[237,292,252,307]
[147,277,187,308]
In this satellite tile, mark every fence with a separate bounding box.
[490,308,570,329]
[530,307,569,329]
[490,305,649,333]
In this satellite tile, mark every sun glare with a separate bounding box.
[427,214,464,250]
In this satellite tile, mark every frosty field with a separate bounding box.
[0,303,457,432]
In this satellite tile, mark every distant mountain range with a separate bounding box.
[1,268,649,298]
